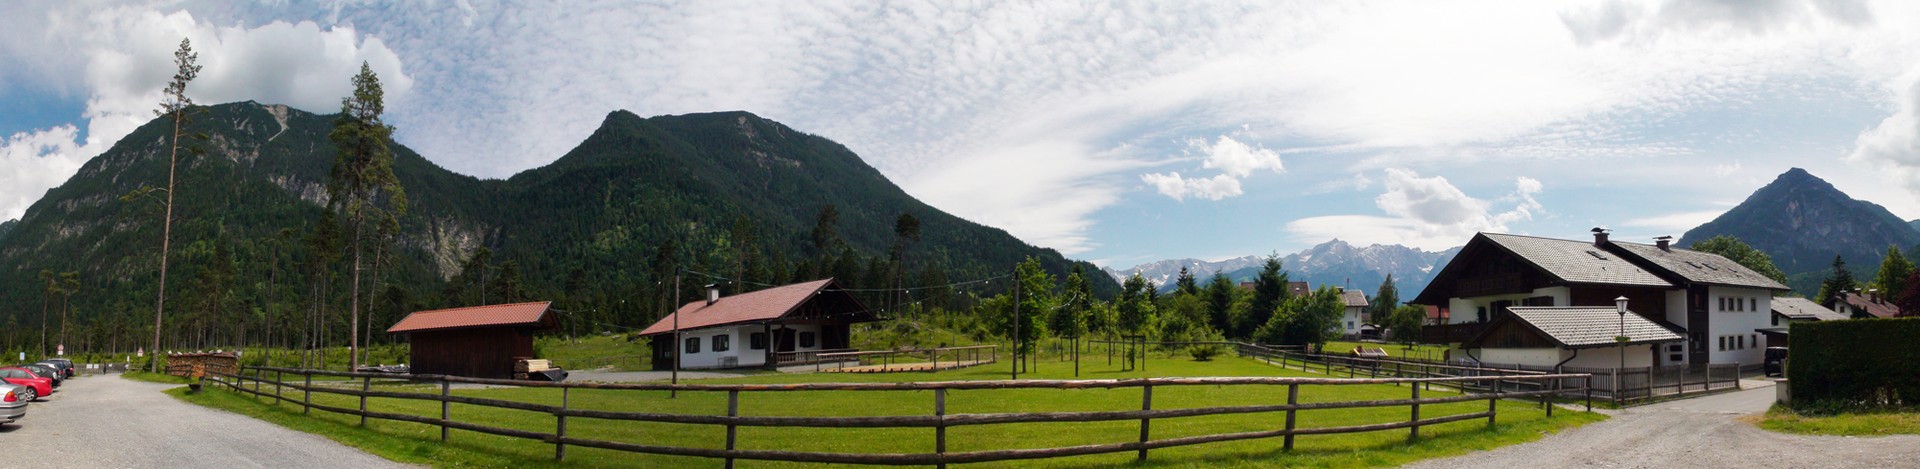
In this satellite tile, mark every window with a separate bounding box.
[1752,334,1759,349]
[712,334,731,352]
[1718,336,1727,351]
[1476,306,1489,323]
[750,333,768,350]
[1772,314,1779,326]
[799,331,817,348]
[1736,335,1745,350]
[1718,297,1727,311]
[1750,298,1757,312]
[684,337,701,354]
[1347,321,1355,330]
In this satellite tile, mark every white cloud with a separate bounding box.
[1287,168,1545,250]
[1622,209,1726,232]
[1850,75,1920,191]
[1141,134,1282,201]
[0,6,408,220]
[1141,172,1242,202]
[0,126,89,220]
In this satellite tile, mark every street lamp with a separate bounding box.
[1615,296,1629,373]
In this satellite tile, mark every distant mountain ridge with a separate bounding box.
[1106,239,1461,298]
[0,101,1116,338]
[1680,167,1920,294]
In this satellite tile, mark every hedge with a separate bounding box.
[1789,317,1920,412]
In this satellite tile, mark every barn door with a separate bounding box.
[776,329,797,353]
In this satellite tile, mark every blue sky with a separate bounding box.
[4,1,1920,270]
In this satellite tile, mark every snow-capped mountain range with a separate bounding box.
[1102,239,1463,298]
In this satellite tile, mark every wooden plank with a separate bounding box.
[1138,385,1151,461]
[1283,384,1298,452]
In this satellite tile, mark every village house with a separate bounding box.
[637,278,877,370]
[1338,287,1370,338]
[1757,296,1849,348]
[1413,231,1790,369]
[1832,290,1899,319]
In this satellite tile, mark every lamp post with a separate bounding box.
[1615,296,1629,373]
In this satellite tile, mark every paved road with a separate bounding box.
[1405,382,1920,468]
[0,374,406,468]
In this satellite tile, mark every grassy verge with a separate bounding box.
[1755,404,1920,436]
[171,355,1601,468]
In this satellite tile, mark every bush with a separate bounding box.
[1789,317,1920,413]
[1189,343,1224,361]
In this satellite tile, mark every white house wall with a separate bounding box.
[1341,306,1365,335]
[1663,289,1689,329]
[1561,345,1656,369]
[675,323,825,370]
[1478,348,1562,368]
[1445,286,1571,325]
[1706,286,1769,367]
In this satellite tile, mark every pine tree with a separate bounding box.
[1816,255,1858,309]
[1368,274,1398,324]
[1204,272,1236,334]
[328,62,408,371]
[1241,255,1289,338]
[137,38,201,372]
[1174,266,1200,298]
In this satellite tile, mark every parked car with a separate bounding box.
[38,359,73,379]
[18,364,59,388]
[0,384,26,423]
[0,368,50,400]
[1764,347,1789,377]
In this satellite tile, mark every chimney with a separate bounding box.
[1591,227,1611,246]
[1870,288,1880,304]
[705,283,722,305]
[1654,236,1673,252]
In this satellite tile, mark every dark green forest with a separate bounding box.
[0,101,1117,363]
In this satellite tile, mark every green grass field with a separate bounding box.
[164,353,1602,468]
[1319,341,1450,362]
[1756,404,1920,436]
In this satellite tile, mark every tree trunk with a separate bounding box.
[149,111,180,373]
[349,216,363,371]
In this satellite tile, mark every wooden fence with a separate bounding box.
[206,364,1585,467]
[815,345,998,373]
[1235,344,1739,405]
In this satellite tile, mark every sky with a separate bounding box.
[4,0,1920,270]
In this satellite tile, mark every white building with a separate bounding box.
[1338,288,1371,339]
[1413,231,1790,369]
[637,278,877,370]
[1460,305,1683,369]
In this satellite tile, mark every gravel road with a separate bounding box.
[1404,381,1920,468]
[0,374,406,468]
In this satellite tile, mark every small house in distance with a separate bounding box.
[387,301,558,379]
[637,278,877,370]
[1337,288,1371,338]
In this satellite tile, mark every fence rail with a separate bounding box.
[206,363,1585,466]
[1233,344,1738,405]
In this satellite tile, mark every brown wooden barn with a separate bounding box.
[387,302,557,379]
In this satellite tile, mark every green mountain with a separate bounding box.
[1679,168,1920,294]
[0,101,1113,355]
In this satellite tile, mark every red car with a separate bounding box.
[0,368,50,400]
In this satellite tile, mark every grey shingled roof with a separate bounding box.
[1341,290,1369,308]
[1480,233,1672,287]
[1771,296,1849,321]
[1609,242,1790,291]
[1503,306,1684,348]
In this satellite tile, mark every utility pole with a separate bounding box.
[672,272,681,398]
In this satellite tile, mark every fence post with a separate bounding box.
[303,371,312,415]
[1137,385,1153,461]
[1283,383,1299,452]
[1409,384,1422,441]
[440,377,451,441]
[1545,378,1556,417]
[555,387,570,461]
[1611,368,1621,406]
[720,389,738,468]
[935,388,948,469]
[274,369,283,405]
[360,375,371,426]
[1488,380,1498,427]
[254,367,262,395]
[1585,378,1593,413]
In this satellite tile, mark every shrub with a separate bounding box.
[1789,317,1920,413]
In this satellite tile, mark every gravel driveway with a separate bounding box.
[1404,381,1920,468]
[0,374,406,468]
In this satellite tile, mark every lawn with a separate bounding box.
[1320,341,1450,362]
[1755,404,1920,436]
[166,354,1601,468]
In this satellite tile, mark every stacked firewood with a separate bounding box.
[513,358,552,380]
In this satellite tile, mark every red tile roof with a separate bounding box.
[1838,292,1900,318]
[388,301,555,334]
[638,279,842,336]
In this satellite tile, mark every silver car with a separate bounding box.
[0,383,26,423]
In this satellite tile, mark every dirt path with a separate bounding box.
[1404,382,1920,468]
[0,374,406,468]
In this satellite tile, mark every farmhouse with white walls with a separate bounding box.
[1412,230,1789,369]
[637,278,876,370]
